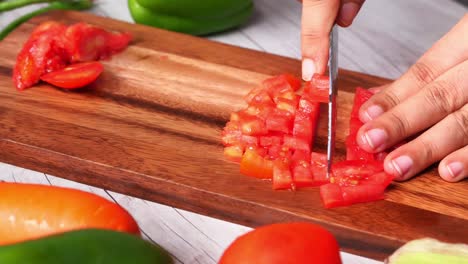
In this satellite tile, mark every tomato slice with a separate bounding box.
[350,87,374,119]
[345,134,375,161]
[40,61,104,89]
[320,184,345,208]
[272,159,293,190]
[240,148,273,179]
[331,160,384,186]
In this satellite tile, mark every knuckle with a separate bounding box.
[386,110,411,138]
[410,62,438,86]
[378,90,401,110]
[452,105,468,144]
[423,80,460,115]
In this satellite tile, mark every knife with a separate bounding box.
[326,26,339,178]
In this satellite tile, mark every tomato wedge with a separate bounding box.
[40,61,104,89]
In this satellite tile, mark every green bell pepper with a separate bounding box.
[127,0,253,36]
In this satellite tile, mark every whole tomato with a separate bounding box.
[219,222,342,264]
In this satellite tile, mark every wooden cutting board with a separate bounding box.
[0,11,466,261]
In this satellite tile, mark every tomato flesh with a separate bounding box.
[40,61,104,89]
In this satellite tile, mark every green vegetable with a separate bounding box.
[0,0,93,41]
[127,0,253,36]
[386,238,468,264]
[0,229,174,264]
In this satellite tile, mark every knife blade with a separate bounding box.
[326,26,339,178]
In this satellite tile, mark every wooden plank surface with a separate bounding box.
[0,10,467,262]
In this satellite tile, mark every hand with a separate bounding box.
[300,0,365,81]
[356,15,468,182]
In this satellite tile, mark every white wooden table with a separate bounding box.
[1,1,466,263]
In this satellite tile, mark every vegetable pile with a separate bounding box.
[13,21,132,90]
[0,182,173,264]
[221,74,395,208]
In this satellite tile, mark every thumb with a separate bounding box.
[301,0,340,81]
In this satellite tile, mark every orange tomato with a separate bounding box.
[219,222,342,264]
[0,182,140,245]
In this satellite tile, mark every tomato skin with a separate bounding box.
[219,222,342,264]
[40,61,104,89]
[0,182,140,246]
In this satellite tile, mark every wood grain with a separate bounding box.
[0,11,466,261]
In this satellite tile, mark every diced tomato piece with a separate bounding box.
[244,86,265,104]
[262,74,301,95]
[275,90,297,102]
[265,113,293,134]
[40,61,104,89]
[310,152,329,186]
[350,87,373,119]
[311,74,329,89]
[304,80,328,103]
[292,160,314,188]
[283,135,310,152]
[320,184,345,208]
[245,88,275,106]
[259,135,283,147]
[240,135,259,147]
[276,97,298,115]
[268,145,292,160]
[291,150,309,164]
[272,159,294,190]
[341,185,386,204]
[240,116,268,136]
[224,145,244,162]
[244,105,275,120]
[297,95,320,115]
[240,148,273,179]
[292,111,313,142]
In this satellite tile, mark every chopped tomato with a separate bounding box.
[304,78,329,103]
[265,113,293,134]
[292,160,314,188]
[350,87,373,118]
[331,160,384,186]
[259,135,283,147]
[267,145,292,160]
[62,22,132,62]
[40,61,104,89]
[240,148,273,179]
[345,135,375,161]
[244,87,274,106]
[262,74,301,97]
[276,97,298,115]
[272,159,293,190]
[310,152,329,185]
[292,111,313,142]
[283,135,310,152]
[224,145,244,162]
[240,116,268,136]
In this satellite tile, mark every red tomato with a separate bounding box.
[13,22,68,90]
[40,61,104,89]
[224,145,244,162]
[350,87,373,118]
[331,160,384,186]
[262,74,301,98]
[272,159,293,190]
[240,148,273,179]
[62,22,132,62]
[219,222,342,264]
[283,135,311,152]
[265,113,293,134]
[304,80,329,103]
[345,134,375,161]
[310,152,329,185]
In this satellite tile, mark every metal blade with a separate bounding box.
[327,26,339,178]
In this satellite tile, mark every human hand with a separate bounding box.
[300,0,365,81]
[356,15,468,182]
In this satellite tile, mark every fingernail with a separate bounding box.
[445,162,463,179]
[339,2,360,26]
[388,156,413,179]
[302,58,316,81]
[360,105,384,123]
[361,128,387,150]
